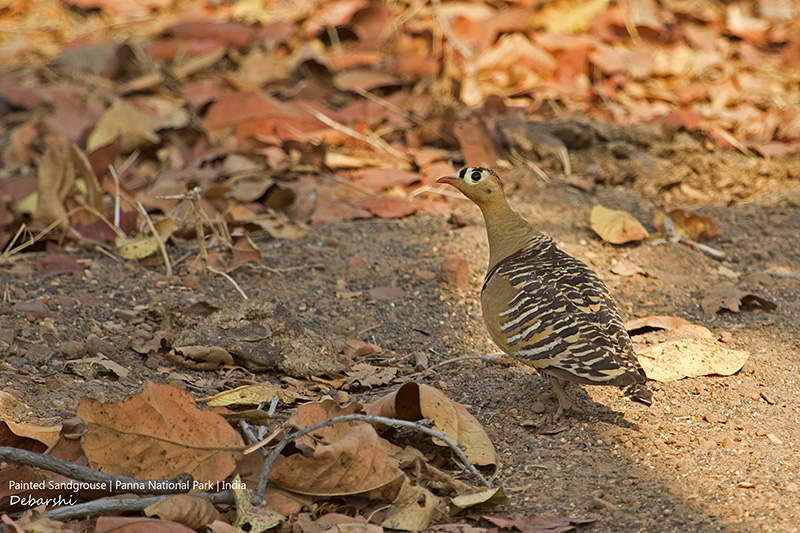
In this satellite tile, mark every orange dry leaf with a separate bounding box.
[0,421,62,451]
[653,209,722,241]
[144,494,220,530]
[268,423,404,497]
[590,205,649,244]
[366,383,496,466]
[77,382,244,484]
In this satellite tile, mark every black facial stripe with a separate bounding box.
[458,168,468,179]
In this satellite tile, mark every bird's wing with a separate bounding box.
[482,240,644,386]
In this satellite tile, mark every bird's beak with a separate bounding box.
[436,175,458,185]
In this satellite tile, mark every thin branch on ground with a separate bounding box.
[298,102,410,162]
[135,199,173,276]
[208,265,249,299]
[45,490,235,521]
[255,413,492,497]
[0,447,193,495]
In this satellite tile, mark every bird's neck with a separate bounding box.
[480,200,539,271]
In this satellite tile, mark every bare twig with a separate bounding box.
[207,266,249,300]
[0,447,193,495]
[298,102,410,162]
[46,490,235,521]
[256,414,491,497]
[190,187,210,280]
[136,199,172,276]
[431,0,474,76]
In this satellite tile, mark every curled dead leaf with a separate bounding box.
[268,423,404,496]
[366,382,497,466]
[590,205,649,244]
[144,494,220,530]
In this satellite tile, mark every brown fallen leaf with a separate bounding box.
[167,346,234,371]
[77,381,244,483]
[229,234,262,269]
[95,516,197,532]
[145,494,220,530]
[610,259,644,276]
[701,283,777,316]
[624,315,692,333]
[366,382,497,466]
[268,423,404,496]
[590,205,649,244]
[0,421,62,451]
[636,325,750,382]
[345,363,398,388]
[653,209,722,241]
[286,399,363,448]
[381,476,445,531]
[199,383,307,407]
[482,513,597,532]
[294,513,383,533]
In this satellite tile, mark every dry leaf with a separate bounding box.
[229,474,283,531]
[268,423,404,496]
[345,363,397,388]
[624,315,692,333]
[0,421,62,450]
[701,284,777,316]
[653,209,722,241]
[590,205,649,244]
[77,381,244,483]
[167,346,234,371]
[199,383,305,407]
[636,325,750,382]
[482,513,598,532]
[95,516,197,532]
[449,487,511,513]
[610,259,644,276]
[381,477,444,531]
[145,494,220,530]
[286,399,363,448]
[366,382,497,466]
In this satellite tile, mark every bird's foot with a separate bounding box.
[547,376,582,421]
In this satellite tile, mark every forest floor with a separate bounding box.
[3,122,800,531]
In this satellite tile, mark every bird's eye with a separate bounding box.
[469,171,482,182]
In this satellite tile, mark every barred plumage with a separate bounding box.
[438,167,652,419]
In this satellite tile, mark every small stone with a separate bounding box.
[760,391,776,405]
[334,390,349,404]
[349,256,368,267]
[0,328,15,345]
[440,256,469,288]
[509,408,519,417]
[765,433,782,445]
[114,309,139,322]
[703,412,725,424]
[531,401,546,414]
[719,331,733,343]
[721,437,735,448]
[329,309,339,317]
[413,269,436,282]
[60,340,87,360]
[368,285,404,300]
[86,334,116,358]
[414,351,429,370]
[785,482,798,492]
[697,439,715,453]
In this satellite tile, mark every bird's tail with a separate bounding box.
[622,382,653,406]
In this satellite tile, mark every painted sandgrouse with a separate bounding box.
[437,167,652,419]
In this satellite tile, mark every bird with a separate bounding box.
[437,167,652,419]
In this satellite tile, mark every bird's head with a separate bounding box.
[436,167,504,207]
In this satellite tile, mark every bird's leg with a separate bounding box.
[549,377,582,420]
